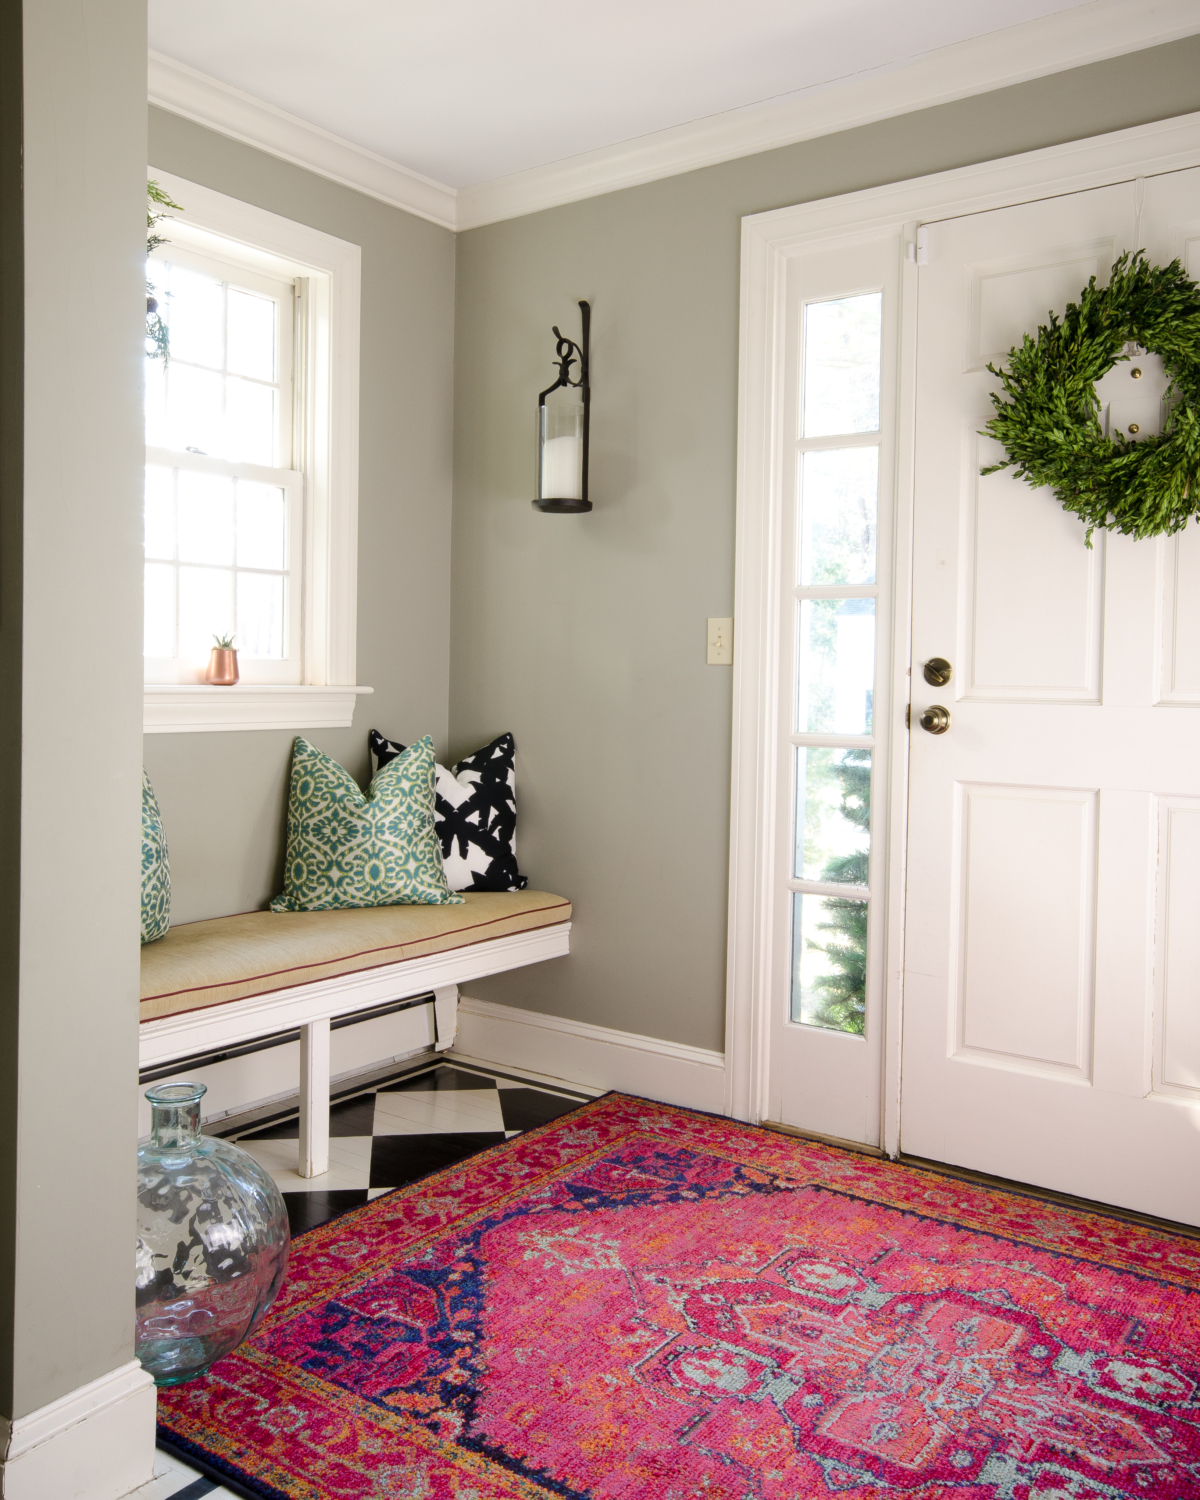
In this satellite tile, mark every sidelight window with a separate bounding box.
[789,291,882,1034]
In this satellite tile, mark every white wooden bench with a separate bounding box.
[139,891,571,1177]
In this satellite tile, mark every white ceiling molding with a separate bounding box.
[455,0,1200,229]
[148,51,457,230]
[150,0,1200,234]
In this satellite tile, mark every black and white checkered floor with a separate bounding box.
[145,1059,595,1499]
[236,1059,593,1235]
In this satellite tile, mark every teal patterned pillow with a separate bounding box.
[270,735,463,912]
[141,769,171,944]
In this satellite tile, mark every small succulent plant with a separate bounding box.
[212,634,236,650]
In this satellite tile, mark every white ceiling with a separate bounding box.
[149,0,1097,191]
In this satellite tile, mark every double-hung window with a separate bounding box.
[142,170,364,734]
[145,246,302,682]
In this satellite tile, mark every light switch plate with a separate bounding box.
[707,617,733,665]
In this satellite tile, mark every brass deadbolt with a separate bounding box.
[1131,366,1143,378]
[920,704,951,735]
[923,657,953,687]
[1129,423,1141,435]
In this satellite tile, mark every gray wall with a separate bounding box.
[451,37,1200,1054]
[144,109,456,924]
[1,0,146,1421]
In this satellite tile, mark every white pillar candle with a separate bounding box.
[541,433,581,499]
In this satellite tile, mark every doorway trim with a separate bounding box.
[723,108,1200,1150]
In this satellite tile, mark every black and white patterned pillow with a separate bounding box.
[368,729,528,893]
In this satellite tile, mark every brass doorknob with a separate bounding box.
[920,705,951,734]
[923,657,953,686]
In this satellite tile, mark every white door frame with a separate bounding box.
[723,108,1200,1153]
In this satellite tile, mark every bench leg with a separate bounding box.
[432,985,458,1053]
[299,1017,330,1179]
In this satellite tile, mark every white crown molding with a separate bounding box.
[456,0,1200,228]
[148,50,457,230]
[0,1361,156,1500]
[150,0,1200,232]
[143,683,374,734]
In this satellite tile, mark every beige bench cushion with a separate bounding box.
[140,890,571,1023]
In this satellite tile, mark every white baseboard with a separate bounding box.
[453,997,727,1113]
[0,1361,156,1500]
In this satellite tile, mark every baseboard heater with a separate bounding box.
[137,991,436,1085]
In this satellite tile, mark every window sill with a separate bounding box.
[144,684,374,735]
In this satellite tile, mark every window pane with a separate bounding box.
[146,259,166,311]
[236,571,284,659]
[177,472,234,566]
[164,363,223,457]
[802,292,882,438]
[796,598,875,734]
[236,482,286,570]
[144,466,175,561]
[799,448,878,585]
[791,890,867,1034]
[225,378,276,465]
[794,746,871,884]
[144,353,168,447]
[144,563,175,657]
[165,265,224,369]
[178,566,233,660]
[226,288,276,382]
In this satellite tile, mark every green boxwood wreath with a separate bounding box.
[982,251,1200,542]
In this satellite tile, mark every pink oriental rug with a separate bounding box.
[158,1094,1200,1499]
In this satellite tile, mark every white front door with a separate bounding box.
[902,169,1200,1224]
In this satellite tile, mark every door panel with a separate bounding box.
[968,240,1113,371]
[1158,800,1200,1097]
[1158,525,1200,702]
[903,171,1200,1224]
[966,446,1105,701]
[955,784,1096,1077]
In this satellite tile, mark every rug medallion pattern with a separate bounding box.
[158,1095,1200,1499]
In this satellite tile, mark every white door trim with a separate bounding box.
[725,108,1200,1148]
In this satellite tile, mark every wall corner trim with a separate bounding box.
[148,50,458,230]
[0,1361,156,1500]
[452,996,726,1114]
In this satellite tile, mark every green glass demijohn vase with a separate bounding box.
[136,1083,290,1385]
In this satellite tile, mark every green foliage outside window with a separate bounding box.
[146,180,181,362]
[806,746,869,1034]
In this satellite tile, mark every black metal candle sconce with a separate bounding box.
[534,300,591,512]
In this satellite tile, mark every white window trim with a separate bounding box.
[143,168,368,733]
[725,109,1200,1152]
[143,682,373,734]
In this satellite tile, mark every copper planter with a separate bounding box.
[205,648,239,686]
